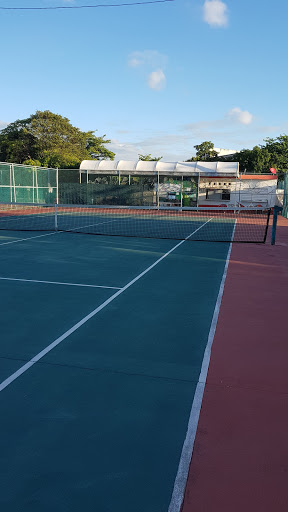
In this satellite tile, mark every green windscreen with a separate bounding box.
[0,163,57,204]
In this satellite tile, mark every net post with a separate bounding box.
[271,206,282,245]
[54,203,58,231]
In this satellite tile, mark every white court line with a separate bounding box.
[0,277,121,290]
[168,222,236,512]
[0,218,212,393]
[0,231,58,246]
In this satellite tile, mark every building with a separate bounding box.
[214,148,238,158]
[79,160,277,208]
[198,175,277,208]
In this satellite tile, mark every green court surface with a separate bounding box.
[0,229,230,512]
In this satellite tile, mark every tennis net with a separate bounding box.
[0,203,271,243]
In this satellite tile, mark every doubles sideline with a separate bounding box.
[168,222,236,512]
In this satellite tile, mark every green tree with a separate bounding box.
[0,110,115,168]
[186,141,218,161]
[138,154,162,161]
[185,136,288,177]
[226,146,271,174]
[261,135,288,178]
[224,137,288,177]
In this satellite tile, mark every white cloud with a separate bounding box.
[128,50,168,90]
[128,50,167,69]
[147,69,166,91]
[227,107,253,125]
[109,117,288,162]
[0,121,8,131]
[128,57,142,68]
[109,131,194,162]
[109,140,140,160]
[203,0,228,27]
[184,108,254,133]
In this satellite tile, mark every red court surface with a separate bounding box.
[181,216,288,512]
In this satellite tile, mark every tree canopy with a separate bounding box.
[222,136,288,178]
[0,110,115,168]
[186,141,218,162]
[138,154,162,161]
[186,137,288,178]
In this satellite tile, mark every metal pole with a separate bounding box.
[33,168,35,203]
[194,162,199,207]
[9,165,13,203]
[271,206,282,245]
[12,164,16,202]
[35,167,39,203]
[157,170,160,208]
[56,167,59,204]
[54,203,58,231]
[181,176,183,207]
[238,175,241,206]
[196,171,200,207]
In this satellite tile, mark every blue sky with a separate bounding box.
[1,0,288,161]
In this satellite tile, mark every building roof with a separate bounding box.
[80,160,239,176]
[238,174,278,180]
[201,174,278,181]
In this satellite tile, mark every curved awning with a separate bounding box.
[80,160,239,176]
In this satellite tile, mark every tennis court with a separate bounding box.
[0,207,270,511]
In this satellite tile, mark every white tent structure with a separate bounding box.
[80,160,239,176]
[79,160,240,207]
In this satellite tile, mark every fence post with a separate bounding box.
[56,168,59,204]
[9,164,13,203]
[157,170,160,208]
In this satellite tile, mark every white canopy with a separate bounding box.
[80,160,239,176]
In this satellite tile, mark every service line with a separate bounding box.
[0,277,121,290]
